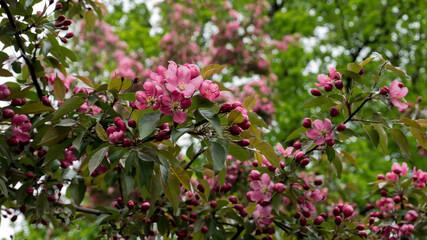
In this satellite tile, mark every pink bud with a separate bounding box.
[335,216,342,225]
[55,3,62,11]
[293,141,301,149]
[209,201,217,208]
[310,88,322,96]
[3,109,14,118]
[229,125,243,136]
[302,118,312,128]
[342,204,354,217]
[219,103,232,113]
[128,119,136,128]
[329,107,339,117]
[356,224,365,230]
[380,86,389,95]
[314,216,324,225]
[229,195,238,204]
[359,67,365,75]
[337,123,346,131]
[237,139,250,146]
[140,201,150,211]
[272,183,286,193]
[334,80,343,90]
[314,179,323,186]
[65,32,74,38]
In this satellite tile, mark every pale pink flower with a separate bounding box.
[199,80,220,101]
[165,61,203,96]
[306,119,334,145]
[305,189,324,202]
[376,197,395,212]
[400,224,414,237]
[246,174,274,203]
[159,91,192,124]
[386,172,398,181]
[135,82,162,111]
[11,114,31,142]
[389,80,408,109]
[252,204,272,220]
[108,130,124,144]
[391,162,408,175]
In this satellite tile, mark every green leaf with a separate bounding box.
[74,75,94,88]
[326,146,335,162]
[59,46,77,61]
[108,77,132,91]
[41,40,52,57]
[347,62,362,73]
[170,167,191,191]
[302,95,335,108]
[135,152,154,188]
[138,112,161,140]
[211,80,231,91]
[285,127,307,142]
[389,128,411,157]
[408,126,427,150]
[341,150,359,169]
[48,57,67,77]
[85,10,97,32]
[0,179,8,197]
[52,96,85,120]
[53,77,67,101]
[198,109,222,137]
[38,126,71,146]
[119,93,135,101]
[88,146,109,175]
[200,64,226,79]
[96,122,108,141]
[227,110,244,125]
[250,138,279,168]
[162,172,180,213]
[68,177,86,205]
[171,127,192,143]
[373,124,388,155]
[36,192,49,217]
[332,155,342,179]
[363,125,379,147]
[0,69,13,77]
[243,95,256,111]
[360,57,374,67]
[209,139,229,173]
[248,112,268,128]
[385,64,408,78]
[229,142,249,161]
[18,102,54,114]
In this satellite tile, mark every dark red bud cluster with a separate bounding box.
[380,86,389,95]
[41,96,51,107]
[11,98,26,106]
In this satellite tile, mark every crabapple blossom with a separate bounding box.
[135,82,162,111]
[306,118,334,145]
[388,80,408,109]
[165,61,203,96]
[247,174,273,202]
[405,210,418,222]
[199,80,220,101]
[391,162,408,175]
[412,167,427,188]
[159,91,192,124]
[0,84,10,99]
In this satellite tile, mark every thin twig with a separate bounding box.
[0,0,43,99]
[230,225,244,240]
[184,147,206,170]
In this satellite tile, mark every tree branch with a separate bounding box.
[230,225,244,240]
[184,147,206,170]
[55,202,107,216]
[0,0,43,99]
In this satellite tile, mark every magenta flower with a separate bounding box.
[149,65,167,84]
[199,80,220,101]
[276,143,302,157]
[389,80,408,109]
[305,189,324,202]
[159,91,192,124]
[11,114,31,142]
[246,173,273,203]
[135,82,162,111]
[400,224,414,237]
[306,118,334,145]
[165,61,203,97]
[386,172,398,181]
[391,162,408,175]
[315,67,339,87]
[405,210,418,222]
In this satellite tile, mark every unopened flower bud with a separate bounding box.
[293,141,301,149]
[326,139,335,146]
[417,96,422,103]
[334,216,342,225]
[3,109,14,118]
[333,207,341,216]
[356,224,365,230]
[337,123,346,131]
[380,86,389,95]
[57,15,66,22]
[26,172,35,179]
[301,158,310,167]
[314,216,324,225]
[55,3,62,11]
[201,226,208,233]
[329,107,339,117]
[359,67,365,75]
[123,139,132,147]
[314,179,323,186]
[237,139,250,147]
[393,196,401,203]
[334,80,343,90]
[295,152,305,162]
[299,217,307,226]
[65,32,74,39]
[219,103,232,113]
[210,201,217,208]
[324,83,333,92]
[60,37,68,44]
[302,118,312,128]
[229,195,238,204]
[127,119,136,128]
[41,96,51,107]
[127,200,135,209]
[140,201,150,211]
[310,88,322,96]
[342,204,354,217]
[272,183,286,193]
[229,125,243,136]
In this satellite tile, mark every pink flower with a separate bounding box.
[315,73,332,87]
[11,114,31,142]
[305,189,324,202]
[252,204,272,220]
[391,162,408,175]
[400,224,414,237]
[159,91,192,124]
[149,65,167,84]
[276,143,302,158]
[246,174,273,203]
[199,80,220,101]
[412,167,427,189]
[306,119,334,145]
[109,130,124,143]
[135,82,162,111]
[386,172,398,181]
[165,61,203,96]
[389,80,408,109]
[376,197,395,212]
[0,84,11,100]
[405,210,418,222]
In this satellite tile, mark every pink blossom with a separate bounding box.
[109,130,124,144]
[149,65,167,84]
[412,167,427,188]
[199,80,220,101]
[391,162,408,175]
[306,119,334,145]
[315,73,332,87]
[165,61,203,96]
[11,114,31,142]
[389,80,408,109]
[246,173,273,203]
[252,204,272,220]
[135,82,162,111]
[405,210,418,222]
[159,91,192,124]
[386,172,398,181]
[376,197,395,212]
[0,84,11,99]
[305,189,324,202]
[400,224,414,237]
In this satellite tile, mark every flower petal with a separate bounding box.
[315,137,326,145]
[395,87,408,98]
[173,111,187,124]
[312,119,324,131]
[306,129,319,139]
